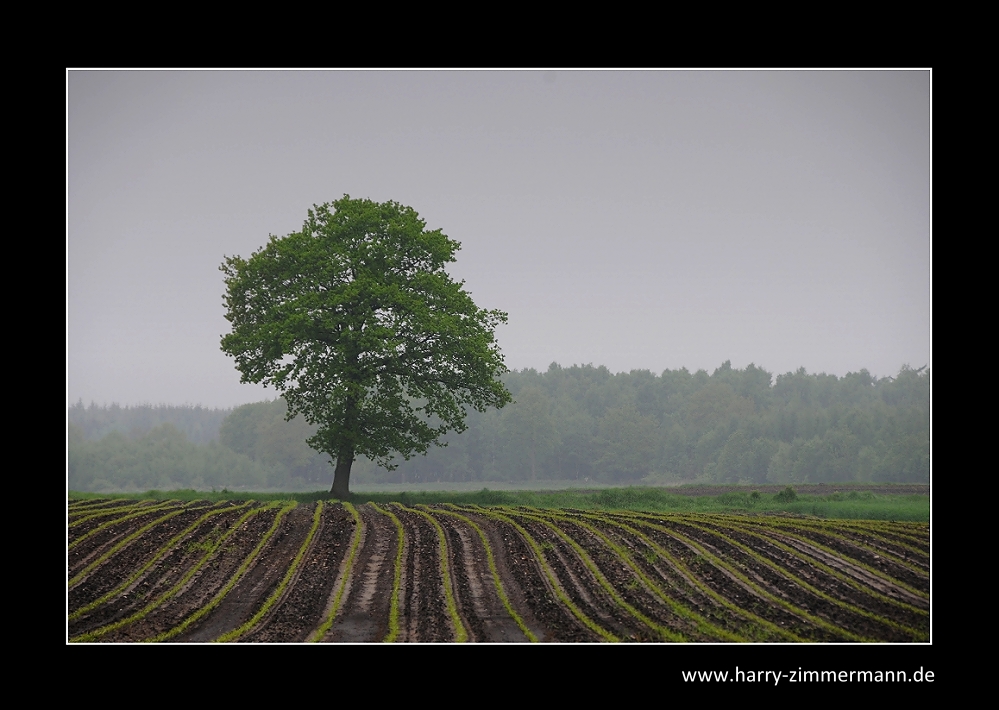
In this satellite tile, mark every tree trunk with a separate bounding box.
[330,445,355,498]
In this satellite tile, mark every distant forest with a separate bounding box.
[68,361,929,492]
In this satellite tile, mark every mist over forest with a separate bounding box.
[68,361,929,492]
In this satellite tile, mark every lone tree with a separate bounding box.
[220,196,512,498]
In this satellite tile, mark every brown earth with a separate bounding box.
[68,500,929,643]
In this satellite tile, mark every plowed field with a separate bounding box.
[68,499,929,642]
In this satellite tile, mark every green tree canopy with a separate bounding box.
[220,196,512,497]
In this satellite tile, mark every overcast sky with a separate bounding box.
[67,70,930,409]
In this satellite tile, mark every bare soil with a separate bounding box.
[68,500,929,643]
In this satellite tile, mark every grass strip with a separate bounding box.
[149,501,298,642]
[369,503,405,643]
[216,502,324,642]
[310,502,364,642]
[69,505,198,588]
[71,503,277,642]
[406,505,468,642]
[437,505,538,642]
[69,501,250,621]
[470,505,618,642]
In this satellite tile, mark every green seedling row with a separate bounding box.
[69,501,251,622]
[310,502,364,642]
[611,513,865,641]
[471,505,618,642]
[69,500,197,551]
[687,513,930,598]
[526,508,744,642]
[69,499,138,513]
[505,508,686,642]
[69,506,195,588]
[571,510,804,642]
[664,516,926,641]
[680,515,929,616]
[69,500,178,530]
[437,505,538,642]
[744,516,930,559]
[217,502,324,642]
[619,509,929,598]
[72,502,279,642]
[771,520,930,580]
[405,505,468,642]
[369,503,405,643]
[150,501,298,642]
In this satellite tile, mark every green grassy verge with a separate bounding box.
[72,487,929,521]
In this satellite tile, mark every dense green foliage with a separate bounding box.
[68,421,270,492]
[219,196,511,496]
[360,360,929,486]
[68,400,327,492]
[68,361,928,492]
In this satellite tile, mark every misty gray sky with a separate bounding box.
[67,70,930,408]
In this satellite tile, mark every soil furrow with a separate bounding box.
[90,504,283,642]
[69,499,930,643]
[395,506,451,641]
[245,503,356,642]
[170,504,308,642]
[324,504,396,642]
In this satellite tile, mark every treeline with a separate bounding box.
[68,399,330,492]
[364,361,929,486]
[68,402,230,445]
[67,361,929,491]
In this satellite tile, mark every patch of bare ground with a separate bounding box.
[96,504,280,642]
[69,503,234,614]
[173,505,314,642]
[394,507,451,641]
[322,505,395,642]
[68,504,196,578]
[243,504,355,642]
[71,500,930,643]
[426,507,535,641]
